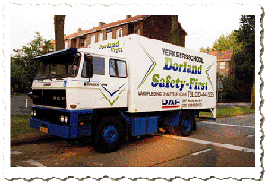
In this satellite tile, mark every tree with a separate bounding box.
[212,31,242,52]
[234,15,255,108]
[54,15,66,51]
[172,15,179,46]
[11,32,52,93]
[200,46,211,53]
[200,31,242,53]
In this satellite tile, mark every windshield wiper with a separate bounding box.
[52,75,67,80]
[36,77,50,81]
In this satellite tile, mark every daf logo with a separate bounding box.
[43,83,51,86]
[162,99,180,105]
[162,99,180,109]
[53,96,65,100]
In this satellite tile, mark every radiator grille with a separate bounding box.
[32,89,66,108]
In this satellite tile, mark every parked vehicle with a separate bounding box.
[30,34,216,152]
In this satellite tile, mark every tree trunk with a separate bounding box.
[251,76,255,109]
[54,15,65,51]
[172,15,179,46]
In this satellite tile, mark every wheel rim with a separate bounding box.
[102,125,119,144]
[182,117,191,132]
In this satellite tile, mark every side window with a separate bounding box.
[81,54,92,78]
[93,57,105,75]
[109,59,116,77]
[109,59,127,78]
[82,55,105,78]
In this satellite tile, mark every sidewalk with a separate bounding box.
[11,94,33,115]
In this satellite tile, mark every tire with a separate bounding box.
[178,111,194,136]
[94,116,124,153]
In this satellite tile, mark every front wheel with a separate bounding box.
[94,117,124,153]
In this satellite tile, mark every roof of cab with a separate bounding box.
[78,47,127,59]
[33,48,78,61]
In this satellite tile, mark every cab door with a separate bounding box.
[80,54,109,108]
[80,54,128,109]
[103,57,128,108]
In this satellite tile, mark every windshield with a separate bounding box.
[36,52,81,80]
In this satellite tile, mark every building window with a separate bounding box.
[98,32,103,42]
[107,31,112,40]
[65,41,69,49]
[84,39,87,47]
[220,62,225,69]
[134,27,140,35]
[80,39,84,47]
[109,59,127,78]
[91,35,95,44]
[116,28,122,38]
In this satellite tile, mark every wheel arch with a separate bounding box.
[91,109,127,137]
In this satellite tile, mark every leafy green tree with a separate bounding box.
[11,32,52,93]
[221,75,240,99]
[199,46,211,53]
[200,31,242,53]
[234,15,255,107]
[212,31,242,52]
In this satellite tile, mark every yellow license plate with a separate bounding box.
[40,127,48,134]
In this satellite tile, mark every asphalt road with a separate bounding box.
[11,94,33,115]
[11,113,255,168]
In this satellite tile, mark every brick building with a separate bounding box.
[208,48,235,77]
[64,15,187,49]
[208,48,235,100]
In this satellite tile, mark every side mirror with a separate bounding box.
[87,57,93,78]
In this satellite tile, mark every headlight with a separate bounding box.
[64,116,68,123]
[31,109,37,117]
[60,115,65,123]
[60,115,69,124]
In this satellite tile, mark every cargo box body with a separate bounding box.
[90,34,216,114]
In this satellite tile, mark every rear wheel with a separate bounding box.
[178,111,194,136]
[168,111,195,136]
[94,117,124,153]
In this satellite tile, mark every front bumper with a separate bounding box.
[30,118,77,138]
[30,106,93,138]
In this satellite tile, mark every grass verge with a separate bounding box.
[200,106,255,118]
[11,114,49,141]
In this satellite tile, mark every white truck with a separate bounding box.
[30,34,216,152]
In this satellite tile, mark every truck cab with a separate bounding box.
[32,48,128,110]
[30,48,130,152]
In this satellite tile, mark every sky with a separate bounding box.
[9,14,242,53]
[6,2,262,54]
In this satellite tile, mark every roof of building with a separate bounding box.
[208,50,234,61]
[65,15,187,40]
